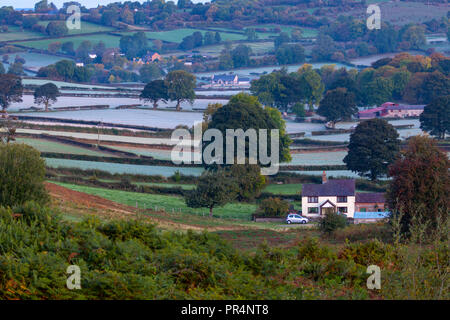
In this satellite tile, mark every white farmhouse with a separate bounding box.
[301,172,389,221]
[301,172,356,218]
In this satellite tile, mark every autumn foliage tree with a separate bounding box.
[386,135,449,236]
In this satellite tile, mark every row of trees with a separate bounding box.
[0,73,60,112]
[179,31,222,50]
[140,70,196,111]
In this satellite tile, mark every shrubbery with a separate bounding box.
[331,223,393,243]
[0,203,448,299]
[0,144,49,207]
[318,211,348,234]
[257,197,289,217]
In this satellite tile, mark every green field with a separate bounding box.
[130,28,247,44]
[0,26,45,42]
[263,183,302,195]
[16,33,122,50]
[37,20,115,35]
[197,41,275,55]
[54,182,257,220]
[248,24,318,39]
[134,182,196,190]
[15,138,115,157]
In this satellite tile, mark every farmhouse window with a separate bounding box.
[308,207,319,214]
[308,197,318,203]
[338,207,348,214]
[337,196,347,203]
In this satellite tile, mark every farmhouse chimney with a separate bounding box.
[322,171,327,184]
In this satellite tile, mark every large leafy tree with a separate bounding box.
[140,80,169,109]
[185,169,237,217]
[34,82,59,112]
[224,164,266,202]
[365,77,394,106]
[387,135,449,236]
[317,87,357,127]
[297,64,324,110]
[231,44,252,68]
[55,60,75,81]
[46,21,68,37]
[0,74,22,111]
[344,119,400,181]
[119,32,148,59]
[420,95,450,140]
[165,70,196,111]
[420,71,450,104]
[275,44,305,65]
[206,93,291,165]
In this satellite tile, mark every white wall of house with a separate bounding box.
[302,196,356,218]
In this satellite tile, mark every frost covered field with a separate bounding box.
[10,95,228,112]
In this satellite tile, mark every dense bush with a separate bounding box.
[257,197,289,217]
[331,223,393,243]
[0,144,48,207]
[318,211,348,234]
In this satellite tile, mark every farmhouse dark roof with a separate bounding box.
[356,192,385,203]
[302,179,355,197]
[212,74,237,82]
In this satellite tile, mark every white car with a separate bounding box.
[286,214,309,224]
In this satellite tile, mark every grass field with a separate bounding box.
[132,28,247,43]
[263,183,302,195]
[15,138,115,157]
[22,78,114,89]
[37,20,115,35]
[247,24,318,39]
[44,158,204,176]
[16,34,122,50]
[0,26,45,42]
[53,182,258,220]
[197,41,275,55]
[134,182,196,190]
[4,52,73,71]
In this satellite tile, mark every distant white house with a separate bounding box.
[203,74,251,88]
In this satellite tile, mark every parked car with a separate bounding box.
[286,214,309,224]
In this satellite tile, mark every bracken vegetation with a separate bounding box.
[0,202,448,300]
